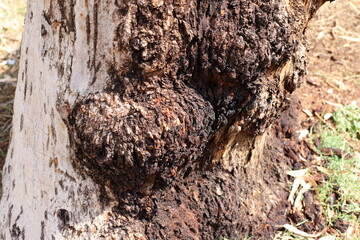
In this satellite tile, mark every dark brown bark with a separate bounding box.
[55,0,331,238]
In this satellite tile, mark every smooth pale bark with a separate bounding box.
[0,1,114,239]
[0,0,331,239]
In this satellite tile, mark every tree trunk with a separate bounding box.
[0,0,330,239]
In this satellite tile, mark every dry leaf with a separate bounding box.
[283,224,328,238]
[299,155,308,162]
[288,178,302,205]
[287,169,308,178]
[302,109,314,118]
[283,224,318,238]
[0,2,11,10]
[325,101,343,108]
[293,182,312,211]
[340,36,360,42]
[287,169,319,208]
[345,225,355,238]
[319,235,336,240]
[316,166,333,174]
[317,31,325,39]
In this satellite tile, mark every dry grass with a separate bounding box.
[0,84,15,159]
[0,0,25,80]
[306,0,360,90]
[274,0,360,239]
[0,0,26,179]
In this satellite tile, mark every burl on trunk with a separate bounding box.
[0,0,331,239]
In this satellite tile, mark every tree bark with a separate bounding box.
[0,0,331,239]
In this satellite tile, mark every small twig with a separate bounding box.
[0,99,14,107]
[1,123,12,133]
[324,79,341,91]
[340,36,360,42]
[348,2,360,15]
[0,78,17,83]
[324,101,343,108]
[314,112,337,131]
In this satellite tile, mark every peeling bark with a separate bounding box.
[0,0,331,239]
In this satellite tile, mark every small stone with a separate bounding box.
[134,232,147,240]
[216,186,223,196]
[323,112,333,121]
[7,59,16,66]
[151,0,163,7]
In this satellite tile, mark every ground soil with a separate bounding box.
[266,0,360,236]
[301,0,360,112]
[0,0,359,238]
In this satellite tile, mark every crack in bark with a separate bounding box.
[90,0,100,85]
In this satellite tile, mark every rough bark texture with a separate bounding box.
[0,0,331,239]
[68,0,313,194]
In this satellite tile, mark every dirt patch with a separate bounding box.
[269,0,360,237]
[269,95,327,234]
[301,0,360,110]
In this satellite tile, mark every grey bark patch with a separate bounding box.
[19,115,24,131]
[46,136,50,150]
[23,79,27,101]
[56,209,70,231]
[50,125,57,143]
[90,0,100,85]
[41,24,47,37]
[64,171,76,182]
[58,180,64,190]
[29,83,33,96]
[7,205,13,227]
[40,221,45,240]
[14,206,23,222]
[10,223,21,238]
